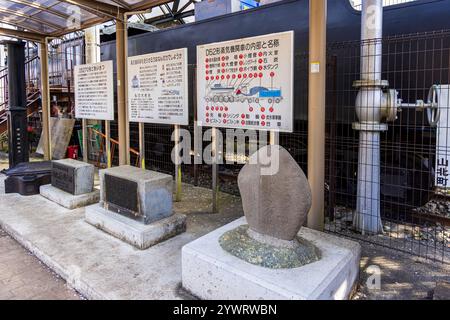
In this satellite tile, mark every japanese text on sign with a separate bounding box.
[435,85,450,188]
[128,48,189,125]
[197,31,294,132]
[74,61,114,121]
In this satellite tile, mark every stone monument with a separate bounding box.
[40,159,100,209]
[85,165,186,250]
[219,145,320,269]
[182,145,361,300]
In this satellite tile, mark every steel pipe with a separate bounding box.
[353,0,386,234]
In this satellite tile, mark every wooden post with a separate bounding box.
[139,122,145,169]
[212,127,218,213]
[307,0,327,231]
[116,16,127,166]
[105,120,112,168]
[39,39,51,160]
[174,125,182,202]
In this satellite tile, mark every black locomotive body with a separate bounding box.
[99,0,450,211]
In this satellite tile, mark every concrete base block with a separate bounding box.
[40,184,100,209]
[182,217,361,300]
[85,203,186,250]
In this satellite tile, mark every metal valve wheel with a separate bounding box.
[427,85,441,127]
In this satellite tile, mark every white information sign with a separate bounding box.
[74,61,114,120]
[127,48,189,125]
[435,85,450,189]
[197,31,294,132]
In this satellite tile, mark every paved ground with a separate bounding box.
[355,241,449,300]
[0,228,82,300]
[0,155,448,300]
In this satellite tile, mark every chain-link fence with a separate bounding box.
[113,30,450,263]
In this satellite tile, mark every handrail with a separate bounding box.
[0,55,40,74]
[90,127,140,156]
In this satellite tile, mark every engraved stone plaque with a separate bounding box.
[99,165,174,225]
[104,174,140,220]
[52,162,75,194]
[50,159,94,195]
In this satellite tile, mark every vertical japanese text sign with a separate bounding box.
[436,85,450,188]
[127,48,189,125]
[197,31,294,132]
[74,61,114,120]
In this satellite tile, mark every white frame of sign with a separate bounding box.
[127,47,189,126]
[196,31,295,133]
[74,60,115,121]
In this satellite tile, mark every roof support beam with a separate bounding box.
[0,27,45,42]
[0,8,61,30]
[60,0,125,19]
[7,0,71,20]
[0,20,47,36]
[131,0,175,11]
[110,0,132,9]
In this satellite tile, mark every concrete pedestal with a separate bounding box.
[85,203,187,250]
[40,184,100,209]
[182,217,361,300]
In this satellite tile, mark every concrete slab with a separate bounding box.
[182,217,361,300]
[85,203,186,250]
[40,184,100,209]
[0,184,243,300]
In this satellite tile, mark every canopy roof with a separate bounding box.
[0,0,173,41]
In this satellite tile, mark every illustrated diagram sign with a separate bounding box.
[197,31,294,132]
[128,48,189,125]
[74,61,114,120]
[435,85,450,188]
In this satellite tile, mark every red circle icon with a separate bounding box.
[249,107,254,112]
[220,106,224,111]
[258,59,263,64]
[232,74,236,79]
[216,76,220,80]
[241,114,246,119]
[238,74,242,79]
[222,56,226,61]
[206,76,209,81]
[239,54,244,59]
[269,107,274,113]
[221,75,225,80]
[261,121,266,126]
[259,73,263,78]
[223,113,227,118]
[261,107,266,112]
[239,60,244,66]
[225,107,229,111]
[261,115,266,120]
[206,112,209,117]
[216,107,220,111]
[241,120,246,125]
[205,58,208,63]
[239,67,244,72]
[270,72,275,77]
[258,52,263,57]
[206,106,209,111]
[249,73,253,78]
[226,75,230,79]
[222,63,225,67]
[243,74,247,78]
[258,66,263,71]
[206,118,210,123]
[222,69,226,73]
[223,119,227,124]
[254,73,258,78]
